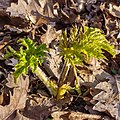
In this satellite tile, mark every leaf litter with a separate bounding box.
[0,0,120,120]
[0,74,29,120]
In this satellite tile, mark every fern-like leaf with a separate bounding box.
[59,25,116,66]
[5,38,48,82]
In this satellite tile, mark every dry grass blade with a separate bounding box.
[0,75,29,120]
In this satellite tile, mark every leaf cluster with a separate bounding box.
[5,38,48,80]
[59,26,116,66]
[4,26,116,100]
[5,38,70,99]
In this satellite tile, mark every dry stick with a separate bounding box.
[52,111,101,120]
[69,112,101,120]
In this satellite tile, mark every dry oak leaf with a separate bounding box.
[0,75,29,120]
[108,4,120,18]
[93,80,120,119]
[22,97,53,120]
[7,0,42,24]
[13,110,29,120]
[7,0,54,24]
[41,25,61,45]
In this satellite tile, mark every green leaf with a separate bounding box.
[57,84,70,99]
[59,25,116,91]
[5,46,20,58]
[5,38,48,80]
[59,25,116,66]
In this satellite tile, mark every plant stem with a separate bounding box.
[35,66,57,96]
[73,67,79,88]
[58,59,70,87]
[70,59,81,94]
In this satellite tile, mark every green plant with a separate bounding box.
[59,25,116,90]
[5,25,116,100]
[5,38,70,100]
[5,38,48,80]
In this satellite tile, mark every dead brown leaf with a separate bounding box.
[0,74,29,120]
[21,95,73,120]
[13,110,30,120]
[92,79,120,119]
[7,0,55,24]
[108,4,120,18]
[41,25,61,45]
[0,0,11,9]
[115,75,120,101]
[41,26,62,78]
[22,96,54,120]
[0,36,11,50]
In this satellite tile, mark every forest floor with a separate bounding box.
[0,0,120,120]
